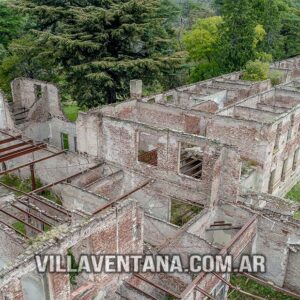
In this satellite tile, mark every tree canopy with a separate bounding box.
[16,0,184,107]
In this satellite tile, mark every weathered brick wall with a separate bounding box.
[0,92,14,130]
[0,280,23,300]
[0,200,143,300]
[284,245,300,293]
[76,111,102,157]
[253,216,299,288]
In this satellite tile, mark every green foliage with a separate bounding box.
[178,0,215,29]
[0,1,26,49]
[0,174,31,194]
[171,199,202,226]
[211,0,299,62]
[252,0,288,59]
[183,16,223,81]
[281,4,300,59]
[243,60,269,82]
[286,182,300,203]
[12,221,26,235]
[0,34,59,97]
[62,103,80,122]
[285,181,300,220]
[269,69,285,86]
[229,274,297,299]
[0,174,62,204]
[183,16,222,62]
[16,0,184,108]
[67,249,79,286]
[217,0,258,72]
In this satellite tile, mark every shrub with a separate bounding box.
[243,60,269,81]
[269,70,284,86]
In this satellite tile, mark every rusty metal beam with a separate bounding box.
[17,198,64,223]
[0,209,43,233]
[0,151,65,176]
[30,164,36,190]
[0,219,29,239]
[0,182,71,216]
[0,143,45,159]
[29,165,102,194]
[241,273,300,300]
[11,204,54,227]
[212,272,266,300]
[0,141,32,153]
[0,130,57,154]
[124,281,159,300]
[190,168,203,178]
[0,135,22,145]
[0,143,47,163]
[134,274,181,299]
[84,170,123,189]
[180,157,199,169]
[206,226,242,231]
[195,287,216,300]
[93,179,152,215]
[182,161,202,175]
[211,222,232,227]
[220,214,257,255]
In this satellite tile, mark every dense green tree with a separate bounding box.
[0,34,58,96]
[281,3,300,58]
[252,0,287,59]
[17,0,184,107]
[217,0,258,72]
[243,60,269,81]
[179,0,215,29]
[183,16,222,81]
[0,1,25,48]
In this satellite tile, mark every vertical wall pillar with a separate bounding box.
[130,80,143,99]
[0,93,7,129]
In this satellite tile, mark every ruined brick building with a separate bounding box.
[0,56,299,300]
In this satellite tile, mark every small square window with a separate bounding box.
[170,198,203,226]
[34,84,42,100]
[61,133,69,150]
[138,132,158,166]
[179,143,203,179]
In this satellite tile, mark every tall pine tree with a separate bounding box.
[18,0,184,107]
[217,0,257,72]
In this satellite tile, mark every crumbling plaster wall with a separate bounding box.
[0,229,25,269]
[0,92,14,130]
[10,78,78,152]
[76,111,102,157]
[252,216,300,291]
[11,78,63,115]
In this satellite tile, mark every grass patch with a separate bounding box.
[286,182,300,203]
[0,174,31,194]
[293,210,300,220]
[171,199,202,226]
[62,103,80,122]
[0,174,62,205]
[12,221,26,235]
[229,275,297,299]
[67,248,80,286]
[285,182,300,220]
